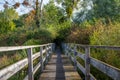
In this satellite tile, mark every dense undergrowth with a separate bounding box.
[0,0,120,80]
[67,20,120,80]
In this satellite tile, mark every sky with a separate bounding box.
[0,0,49,15]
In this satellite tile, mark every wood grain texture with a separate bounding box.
[0,43,53,52]
[65,43,120,80]
[39,48,81,80]
[0,48,47,80]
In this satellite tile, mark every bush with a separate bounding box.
[66,27,92,44]
[90,21,120,46]
[23,39,41,45]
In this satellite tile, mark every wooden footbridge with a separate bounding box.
[0,43,120,80]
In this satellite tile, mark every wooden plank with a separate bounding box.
[90,74,96,80]
[77,62,96,80]
[77,52,85,60]
[39,49,81,80]
[27,48,34,80]
[85,47,90,80]
[74,44,120,50]
[24,57,46,80]
[40,46,43,72]
[0,49,47,80]
[71,56,74,62]
[77,61,85,74]
[0,43,53,52]
[73,46,77,70]
[0,58,28,80]
[65,43,120,80]
[24,63,41,80]
[90,58,120,80]
[33,63,41,74]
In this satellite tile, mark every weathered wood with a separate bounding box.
[74,44,120,50]
[45,45,49,64]
[0,43,53,80]
[34,63,41,74]
[39,48,81,80]
[77,61,85,74]
[90,57,120,80]
[50,44,52,55]
[27,48,34,80]
[90,74,96,80]
[71,56,74,63]
[74,46,77,70]
[65,45,68,55]
[77,52,85,60]
[0,43,52,52]
[0,58,28,80]
[47,45,51,60]
[24,56,47,80]
[0,49,47,80]
[85,47,90,80]
[65,43,120,80]
[77,62,96,80]
[40,46,43,72]
[24,63,41,80]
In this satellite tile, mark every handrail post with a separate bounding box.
[85,46,90,80]
[45,45,48,64]
[74,46,77,70]
[65,44,68,56]
[50,44,53,56]
[52,43,55,52]
[65,44,68,55]
[40,46,43,72]
[48,44,50,60]
[50,44,52,53]
[27,48,34,80]
[68,44,70,57]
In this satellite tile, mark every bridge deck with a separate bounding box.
[39,48,81,80]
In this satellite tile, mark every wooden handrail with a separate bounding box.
[0,43,55,80]
[63,43,120,80]
[0,43,53,52]
[67,43,120,50]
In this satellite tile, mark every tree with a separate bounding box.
[55,0,80,19]
[3,0,44,28]
[93,0,120,22]
[0,8,19,33]
[42,0,65,25]
[72,0,120,24]
[72,0,94,23]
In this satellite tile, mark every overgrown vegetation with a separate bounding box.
[0,0,120,80]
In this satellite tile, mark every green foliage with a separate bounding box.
[72,0,120,24]
[56,0,80,18]
[57,21,71,40]
[0,21,16,33]
[3,8,19,21]
[0,1,120,80]
[72,0,94,23]
[46,24,58,39]
[88,21,120,79]
[42,1,64,25]
[93,0,120,22]
[0,8,19,33]
[23,39,41,45]
[90,21,120,46]
[66,27,92,44]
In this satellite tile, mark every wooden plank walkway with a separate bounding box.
[39,48,81,80]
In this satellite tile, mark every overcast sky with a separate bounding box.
[0,0,49,15]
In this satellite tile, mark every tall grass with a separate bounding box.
[66,20,120,79]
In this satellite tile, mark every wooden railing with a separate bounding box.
[62,43,120,80]
[0,43,55,80]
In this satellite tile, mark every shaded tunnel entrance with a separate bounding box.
[53,38,64,50]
